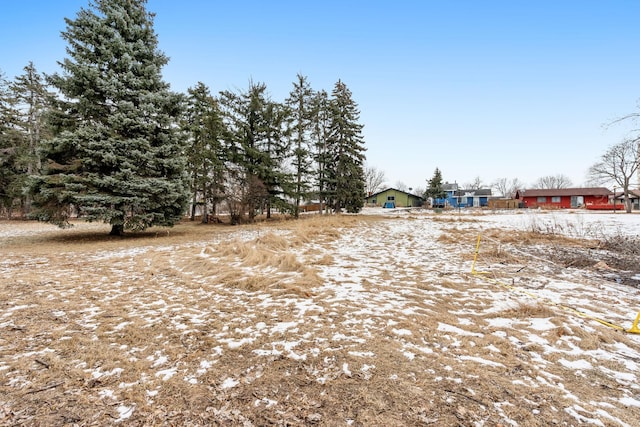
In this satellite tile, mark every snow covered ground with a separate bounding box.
[1,209,640,425]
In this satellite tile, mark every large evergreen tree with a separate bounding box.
[219,81,291,221]
[285,74,315,218]
[324,80,366,213]
[262,98,293,218]
[183,82,228,222]
[425,167,446,203]
[10,62,53,215]
[0,70,25,218]
[30,0,189,235]
[310,89,331,214]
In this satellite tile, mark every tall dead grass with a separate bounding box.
[430,215,479,223]
[182,217,351,296]
[483,228,588,247]
[499,303,556,319]
[436,228,468,244]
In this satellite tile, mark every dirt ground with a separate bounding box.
[1,211,640,426]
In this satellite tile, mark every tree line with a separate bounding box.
[0,0,366,234]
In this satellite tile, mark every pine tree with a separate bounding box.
[0,70,24,218]
[30,0,189,235]
[183,82,228,222]
[324,80,366,213]
[10,62,53,215]
[262,99,292,218]
[425,168,446,203]
[285,74,315,218]
[219,81,291,221]
[310,89,331,214]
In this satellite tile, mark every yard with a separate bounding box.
[1,209,640,426]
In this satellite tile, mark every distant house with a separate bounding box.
[433,182,494,208]
[431,182,458,208]
[365,188,424,208]
[515,187,611,209]
[613,189,640,210]
[456,188,494,208]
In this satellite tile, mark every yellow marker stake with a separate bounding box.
[471,234,480,274]
[628,312,640,334]
[471,233,489,275]
[471,233,636,334]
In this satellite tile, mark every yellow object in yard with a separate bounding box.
[471,232,639,334]
[471,234,489,275]
[627,312,640,334]
[471,234,481,274]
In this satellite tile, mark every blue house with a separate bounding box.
[432,183,493,208]
[432,182,459,208]
[457,188,493,207]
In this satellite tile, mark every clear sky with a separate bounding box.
[2,0,639,191]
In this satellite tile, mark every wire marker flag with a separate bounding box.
[471,233,640,334]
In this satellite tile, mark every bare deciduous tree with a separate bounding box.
[364,165,386,195]
[394,181,408,192]
[588,138,639,213]
[492,178,524,198]
[464,176,483,190]
[532,174,573,189]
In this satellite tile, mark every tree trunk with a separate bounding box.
[191,191,197,221]
[201,200,208,224]
[200,182,208,223]
[110,224,124,236]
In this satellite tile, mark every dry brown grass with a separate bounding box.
[430,215,480,223]
[477,243,519,264]
[1,215,639,426]
[500,303,556,319]
[436,227,469,244]
[483,227,590,247]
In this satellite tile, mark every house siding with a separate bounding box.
[521,195,608,209]
[439,192,492,208]
[365,189,423,208]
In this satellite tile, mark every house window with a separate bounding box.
[371,198,376,204]
[537,196,547,203]
[387,196,395,201]
[551,196,561,203]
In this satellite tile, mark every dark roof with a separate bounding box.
[518,187,611,197]
[614,189,640,199]
[457,188,492,196]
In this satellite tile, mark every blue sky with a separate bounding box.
[2,0,639,191]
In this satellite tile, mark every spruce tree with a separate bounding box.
[285,74,315,218]
[10,62,53,215]
[425,168,446,203]
[30,0,189,235]
[310,89,331,214]
[219,81,291,221]
[183,82,228,222]
[262,99,292,218]
[0,70,23,217]
[325,80,366,213]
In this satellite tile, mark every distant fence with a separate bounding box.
[487,199,520,209]
[301,203,322,212]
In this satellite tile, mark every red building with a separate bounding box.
[515,187,611,209]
